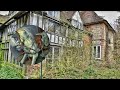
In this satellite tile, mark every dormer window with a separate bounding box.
[71,19,82,29]
[47,11,60,20]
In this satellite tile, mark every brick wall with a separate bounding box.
[84,23,107,60]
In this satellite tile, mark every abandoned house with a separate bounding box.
[0,11,91,66]
[80,11,116,62]
[0,11,115,66]
[0,14,9,42]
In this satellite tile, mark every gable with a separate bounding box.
[72,11,82,23]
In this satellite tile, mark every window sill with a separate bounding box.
[95,58,102,60]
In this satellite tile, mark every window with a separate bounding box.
[26,14,30,25]
[106,32,111,44]
[43,18,48,31]
[72,40,76,46]
[93,45,101,59]
[59,37,62,44]
[17,19,20,28]
[47,11,60,20]
[72,19,82,29]
[79,41,83,47]
[21,16,24,27]
[32,13,38,25]
[48,20,55,33]
[54,23,60,35]
[51,34,55,42]
[55,35,59,43]
[54,47,59,59]
[48,11,54,17]
[63,38,65,45]
[60,26,66,37]
[47,33,51,40]
[54,11,60,19]
[46,46,60,61]
[68,28,72,37]
[38,15,42,28]
[108,39,111,44]
[48,47,52,58]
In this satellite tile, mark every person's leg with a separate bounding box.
[21,54,28,64]
[31,53,38,65]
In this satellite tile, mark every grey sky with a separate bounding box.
[0,11,9,15]
[0,11,120,28]
[95,11,120,24]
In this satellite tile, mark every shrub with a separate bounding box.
[0,62,24,79]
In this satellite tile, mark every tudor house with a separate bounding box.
[0,11,91,65]
[0,14,9,42]
[0,11,115,65]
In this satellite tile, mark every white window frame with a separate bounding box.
[47,11,60,20]
[93,45,101,59]
[79,41,83,47]
[32,13,38,26]
[59,36,62,45]
[51,34,55,43]
[55,35,59,44]
[72,19,81,29]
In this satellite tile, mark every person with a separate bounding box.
[16,28,40,65]
[10,25,50,65]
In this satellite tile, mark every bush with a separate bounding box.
[42,45,120,79]
[0,62,24,79]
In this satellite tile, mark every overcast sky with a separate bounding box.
[0,11,120,28]
[0,11,9,15]
[95,11,120,24]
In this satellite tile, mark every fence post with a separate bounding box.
[40,11,44,79]
[40,62,42,79]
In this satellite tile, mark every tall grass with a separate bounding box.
[0,44,24,79]
[42,45,120,79]
[0,62,24,79]
[0,34,120,79]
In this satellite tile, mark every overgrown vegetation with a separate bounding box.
[0,44,24,79]
[42,46,120,79]
[0,20,120,79]
[0,37,120,79]
[0,62,24,79]
[0,44,120,79]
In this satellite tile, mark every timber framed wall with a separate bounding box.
[0,11,91,66]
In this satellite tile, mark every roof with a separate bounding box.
[60,11,71,24]
[84,19,115,32]
[62,11,76,20]
[0,14,9,24]
[80,11,104,24]
[0,11,29,30]
[80,11,115,33]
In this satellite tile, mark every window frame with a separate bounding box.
[93,45,101,59]
[47,11,60,20]
[71,19,81,29]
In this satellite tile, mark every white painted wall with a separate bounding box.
[72,11,82,23]
[71,11,83,29]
